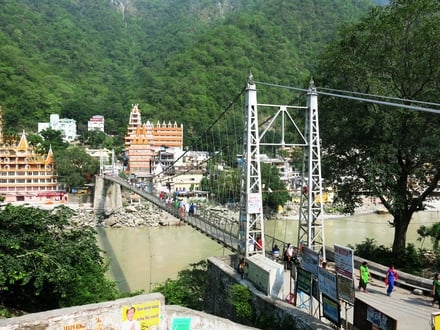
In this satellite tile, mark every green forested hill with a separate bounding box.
[0,0,378,142]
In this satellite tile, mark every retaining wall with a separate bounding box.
[204,255,333,330]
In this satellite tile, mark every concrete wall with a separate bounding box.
[0,294,257,330]
[204,256,333,330]
[0,294,165,330]
[94,175,123,215]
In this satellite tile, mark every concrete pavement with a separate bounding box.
[283,270,438,330]
[353,279,436,330]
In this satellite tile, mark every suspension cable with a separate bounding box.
[152,84,247,180]
[255,80,440,115]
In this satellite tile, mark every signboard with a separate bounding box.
[296,267,312,295]
[121,300,161,329]
[432,312,440,330]
[247,193,262,214]
[367,305,394,330]
[334,244,354,280]
[172,317,191,330]
[337,274,355,304]
[318,267,337,301]
[354,299,397,330]
[322,294,341,327]
[300,246,320,276]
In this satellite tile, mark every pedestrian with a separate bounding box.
[188,202,195,216]
[358,261,371,292]
[283,243,294,270]
[271,244,280,261]
[385,265,398,296]
[432,273,440,307]
[255,236,263,250]
[238,258,247,279]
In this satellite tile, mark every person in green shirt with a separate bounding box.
[432,273,440,307]
[358,261,371,292]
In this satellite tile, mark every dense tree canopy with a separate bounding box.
[0,0,376,143]
[316,0,440,254]
[55,146,100,191]
[0,205,118,314]
[261,163,291,211]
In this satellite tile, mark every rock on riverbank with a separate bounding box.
[70,202,182,228]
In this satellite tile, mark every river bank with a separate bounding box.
[5,196,440,228]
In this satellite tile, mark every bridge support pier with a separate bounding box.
[94,175,123,215]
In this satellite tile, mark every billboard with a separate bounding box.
[334,244,354,280]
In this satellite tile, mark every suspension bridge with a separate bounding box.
[95,76,325,261]
[93,75,440,330]
[97,74,440,259]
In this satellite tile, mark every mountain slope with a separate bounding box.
[0,0,378,141]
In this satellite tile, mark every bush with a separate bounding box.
[351,238,424,274]
[229,284,253,324]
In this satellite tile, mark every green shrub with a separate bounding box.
[229,284,253,324]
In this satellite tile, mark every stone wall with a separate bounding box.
[204,256,334,330]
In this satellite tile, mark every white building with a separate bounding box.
[38,114,77,142]
[153,150,209,194]
[88,115,105,132]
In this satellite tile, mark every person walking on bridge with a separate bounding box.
[358,261,371,292]
[385,265,398,296]
[432,273,440,307]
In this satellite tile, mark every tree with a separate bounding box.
[417,223,440,251]
[316,0,440,255]
[261,163,290,211]
[152,260,207,311]
[0,205,118,313]
[36,128,69,154]
[54,146,100,191]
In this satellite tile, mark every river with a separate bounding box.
[97,210,439,293]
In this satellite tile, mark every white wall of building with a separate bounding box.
[38,114,77,142]
[88,115,105,132]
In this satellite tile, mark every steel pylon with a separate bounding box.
[297,79,325,260]
[238,75,265,258]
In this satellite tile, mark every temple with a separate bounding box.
[124,104,184,179]
[0,106,64,203]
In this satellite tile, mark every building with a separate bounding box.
[88,115,105,132]
[38,114,77,142]
[152,150,209,195]
[124,104,184,179]
[0,116,63,204]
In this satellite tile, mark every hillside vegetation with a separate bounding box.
[0,0,377,142]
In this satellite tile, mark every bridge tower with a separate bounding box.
[238,75,265,258]
[297,79,325,259]
[238,77,325,259]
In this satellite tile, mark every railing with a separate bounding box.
[102,175,240,251]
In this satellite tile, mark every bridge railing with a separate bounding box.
[184,214,239,252]
[102,175,240,251]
